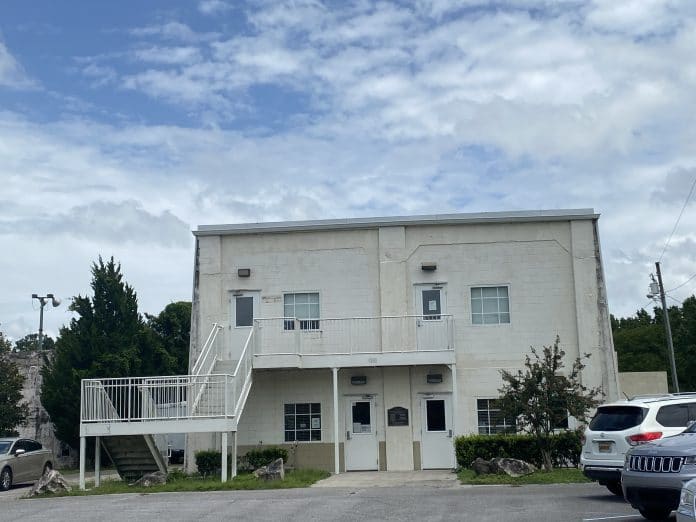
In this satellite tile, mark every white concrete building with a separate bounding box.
[184,209,620,473]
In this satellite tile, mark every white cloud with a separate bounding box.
[198,0,233,15]
[0,39,36,89]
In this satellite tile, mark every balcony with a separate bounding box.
[252,315,455,369]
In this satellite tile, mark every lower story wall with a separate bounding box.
[186,362,585,473]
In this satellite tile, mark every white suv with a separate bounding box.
[581,394,696,496]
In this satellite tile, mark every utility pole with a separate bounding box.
[31,293,61,351]
[651,263,679,393]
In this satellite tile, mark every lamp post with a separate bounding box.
[31,293,61,351]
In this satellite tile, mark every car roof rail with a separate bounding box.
[629,392,696,401]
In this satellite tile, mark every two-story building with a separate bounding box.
[182,209,620,474]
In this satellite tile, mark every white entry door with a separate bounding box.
[229,291,260,359]
[345,398,378,471]
[415,284,447,350]
[421,395,454,469]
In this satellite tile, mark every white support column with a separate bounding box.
[94,436,101,487]
[332,367,340,475]
[79,437,86,490]
[221,432,228,482]
[449,363,458,468]
[231,432,238,479]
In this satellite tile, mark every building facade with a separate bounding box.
[185,209,620,473]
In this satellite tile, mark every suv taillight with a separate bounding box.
[626,431,663,446]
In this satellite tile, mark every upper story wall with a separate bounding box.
[190,212,619,399]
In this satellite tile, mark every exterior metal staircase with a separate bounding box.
[101,434,167,483]
[79,323,256,486]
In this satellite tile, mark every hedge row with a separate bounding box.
[195,447,289,476]
[455,431,582,469]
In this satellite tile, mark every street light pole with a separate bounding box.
[31,293,61,351]
[653,263,679,393]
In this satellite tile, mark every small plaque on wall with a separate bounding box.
[387,407,409,427]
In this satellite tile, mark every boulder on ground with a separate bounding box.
[28,469,72,496]
[253,458,285,481]
[489,458,537,477]
[131,471,168,487]
[470,457,492,475]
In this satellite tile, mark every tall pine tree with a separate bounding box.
[41,257,172,447]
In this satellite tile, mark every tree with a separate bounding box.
[146,301,192,375]
[0,349,28,436]
[41,257,169,447]
[497,336,602,471]
[612,296,696,392]
[13,333,55,352]
[0,331,11,353]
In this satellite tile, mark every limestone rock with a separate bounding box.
[28,469,72,496]
[490,458,537,478]
[253,458,285,481]
[131,471,168,487]
[470,457,492,475]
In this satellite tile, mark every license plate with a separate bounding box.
[598,441,612,453]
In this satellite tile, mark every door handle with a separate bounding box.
[346,431,351,440]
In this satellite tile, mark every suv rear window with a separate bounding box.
[589,406,647,431]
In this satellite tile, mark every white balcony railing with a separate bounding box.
[253,315,454,356]
[81,374,232,424]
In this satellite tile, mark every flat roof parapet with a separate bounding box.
[194,208,598,236]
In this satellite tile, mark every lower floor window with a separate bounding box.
[284,403,321,441]
[477,398,515,435]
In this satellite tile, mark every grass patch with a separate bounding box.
[30,469,330,498]
[458,467,590,485]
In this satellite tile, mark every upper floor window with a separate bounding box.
[284,292,320,330]
[471,286,510,325]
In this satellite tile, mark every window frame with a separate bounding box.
[476,398,516,435]
[283,292,321,331]
[470,285,511,326]
[284,402,322,442]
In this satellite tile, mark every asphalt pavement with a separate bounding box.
[0,481,666,521]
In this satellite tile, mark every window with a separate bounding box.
[656,403,692,427]
[284,293,320,330]
[589,406,647,431]
[284,403,321,441]
[235,295,253,327]
[477,399,515,435]
[471,286,510,325]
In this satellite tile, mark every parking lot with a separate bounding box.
[0,480,667,521]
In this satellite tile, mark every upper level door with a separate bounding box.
[414,284,447,350]
[229,291,260,359]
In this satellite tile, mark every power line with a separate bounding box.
[658,174,696,262]
[666,272,696,292]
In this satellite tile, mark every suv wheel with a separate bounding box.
[638,507,671,520]
[605,481,623,496]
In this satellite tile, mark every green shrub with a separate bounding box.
[455,430,583,469]
[195,450,231,477]
[245,447,289,469]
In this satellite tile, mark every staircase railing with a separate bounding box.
[191,322,224,377]
[81,374,232,422]
[231,326,255,418]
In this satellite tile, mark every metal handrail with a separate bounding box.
[191,322,223,377]
[255,314,454,322]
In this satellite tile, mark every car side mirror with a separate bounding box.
[14,449,25,456]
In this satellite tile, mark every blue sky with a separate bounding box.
[1,0,696,340]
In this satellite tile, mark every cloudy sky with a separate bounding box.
[1,0,696,341]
